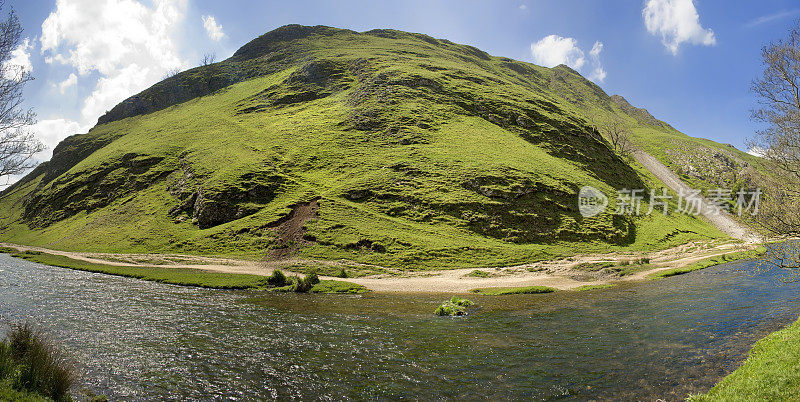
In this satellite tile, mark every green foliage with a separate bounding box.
[266,269,288,287]
[335,267,348,278]
[450,296,474,307]
[688,316,800,400]
[470,286,556,295]
[292,271,320,293]
[434,298,475,316]
[465,270,491,278]
[0,323,76,401]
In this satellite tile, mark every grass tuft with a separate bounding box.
[470,286,556,295]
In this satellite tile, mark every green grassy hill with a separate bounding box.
[0,25,759,269]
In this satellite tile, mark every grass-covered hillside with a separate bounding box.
[0,25,755,269]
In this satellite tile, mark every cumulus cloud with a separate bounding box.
[3,37,33,80]
[588,41,606,82]
[643,0,716,55]
[40,0,188,123]
[531,35,606,83]
[57,73,77,93]
[29,118,90,160]
[202,15,225,41]
[531,35,586,70]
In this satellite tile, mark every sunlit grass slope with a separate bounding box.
[0,25,730,269]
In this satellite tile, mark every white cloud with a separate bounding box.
[40,0,188,124]
[29,118,90,161]
[643,0,716,55]
[745,9,800,28]
[588,41,606,82]
[531,36,606,83]
[3,38,33,80]
[57,73,77,93]
[531,35,586,70]
[519,4,527,10]
[202,15,225,41]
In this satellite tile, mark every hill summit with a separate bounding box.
[0,25,757,268]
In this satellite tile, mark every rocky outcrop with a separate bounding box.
[610,95,673,129]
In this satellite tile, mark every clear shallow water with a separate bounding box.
[1,254,799,401]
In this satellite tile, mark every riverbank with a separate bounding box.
[690,315,800,400]
[0,240,764,293]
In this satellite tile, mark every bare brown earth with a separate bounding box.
[264,198,320,260]
[0,239,758,293]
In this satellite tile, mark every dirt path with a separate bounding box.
[1,240,758,293]
[633,150,758,242]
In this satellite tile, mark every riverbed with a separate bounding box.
[1,254,798,400]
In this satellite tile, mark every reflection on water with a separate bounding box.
[1,254,799,400]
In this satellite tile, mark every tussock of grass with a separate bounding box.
[434,297,475,316]
[688,316,800,400]
[464,269,492,278]
[470,286,556,295]
[0,323,76,401]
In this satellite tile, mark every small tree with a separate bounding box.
[0,3,43,182]
[201,52,216,66]
[589,113,633,157]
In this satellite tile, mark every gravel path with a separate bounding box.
[633,150,758,243]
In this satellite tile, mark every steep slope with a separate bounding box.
[0,25,736,269]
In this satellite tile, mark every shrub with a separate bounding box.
[6,322,76,401]
[336,267,348,278]
[434,302,466,316]
[450,296,474,307]
[267,269,287,287]
[293,272,320,293]
[306,270,320,285]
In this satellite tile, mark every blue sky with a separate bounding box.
[7,0,800,162]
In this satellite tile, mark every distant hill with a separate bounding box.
[0,25,765,268]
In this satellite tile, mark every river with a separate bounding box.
[1,253,798,400]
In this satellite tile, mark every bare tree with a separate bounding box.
[201,52,216,66]
[589,113,633,157]
[748,22,800,274]
[0,2,43,181]
[161,67,181,80]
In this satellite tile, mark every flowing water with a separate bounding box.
[1,253,799,401]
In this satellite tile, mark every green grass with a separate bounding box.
[649,248,765,279]
[10,250,367,293]
[12,251,270,289]
[0,380,48,402]
[688,316,800,400]
[470,286,556,295]
[464,269,492,278]
[309,280,368,294]
[573,284,616,291]
[0,25,741,271]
